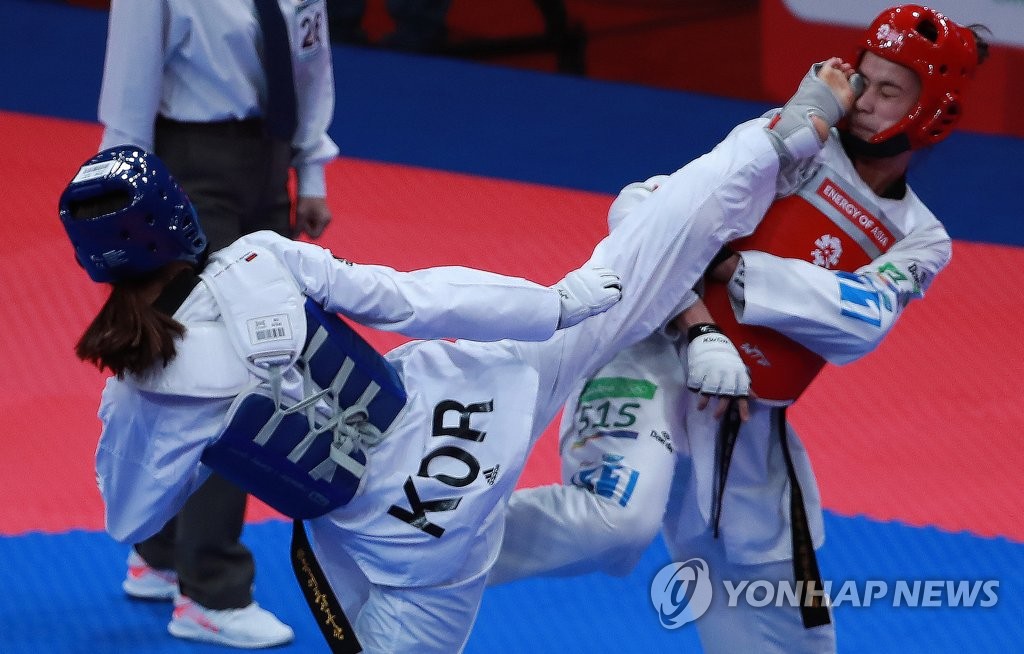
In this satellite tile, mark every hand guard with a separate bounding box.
[766,62,849,168]
[685,324,750,398]
[553,267,623,329]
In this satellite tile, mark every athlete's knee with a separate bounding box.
[584,491,663,576]
[564,460,668,569]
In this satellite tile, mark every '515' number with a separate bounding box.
[576,400,639,432]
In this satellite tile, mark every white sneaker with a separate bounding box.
[122,550,178,601]
[168,594,295,649]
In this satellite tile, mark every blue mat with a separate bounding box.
[1,514,1020,653]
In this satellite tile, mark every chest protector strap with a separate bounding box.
[199,246,407,519]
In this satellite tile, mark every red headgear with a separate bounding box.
[858,5,978,150]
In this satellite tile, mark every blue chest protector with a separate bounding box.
[201,299,407,519]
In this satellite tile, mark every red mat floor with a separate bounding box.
[2,110,1021,544]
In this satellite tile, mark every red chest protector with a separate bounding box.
[703,165,902,404]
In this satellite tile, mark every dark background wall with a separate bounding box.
[64,0,1023,137]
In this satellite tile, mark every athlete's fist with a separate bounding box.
[553,267,623,329]
[686,324,751,420]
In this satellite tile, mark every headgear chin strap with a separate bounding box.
[839,129,912,159]
[855,4,978,151]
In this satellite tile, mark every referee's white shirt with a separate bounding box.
[98,0,338,197]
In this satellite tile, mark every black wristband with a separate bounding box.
[687,322,724,343]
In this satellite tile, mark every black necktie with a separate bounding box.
[253,0,298,141]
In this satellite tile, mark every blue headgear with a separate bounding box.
[58,147,208,283]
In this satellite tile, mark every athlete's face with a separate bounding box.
[848,52,922,141]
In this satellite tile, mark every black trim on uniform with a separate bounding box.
[291,520,362,653]
[774,407,832,629]
[711,400,742,538]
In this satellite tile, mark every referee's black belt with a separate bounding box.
[155,115,266,138]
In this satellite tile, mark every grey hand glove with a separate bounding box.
[766,61,849,166]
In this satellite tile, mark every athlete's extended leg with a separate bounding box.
[492,334,682,584]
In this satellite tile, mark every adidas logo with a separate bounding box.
[483,465,500,485]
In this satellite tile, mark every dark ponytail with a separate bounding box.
[75,271,186,379]
[968,24,991,65]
